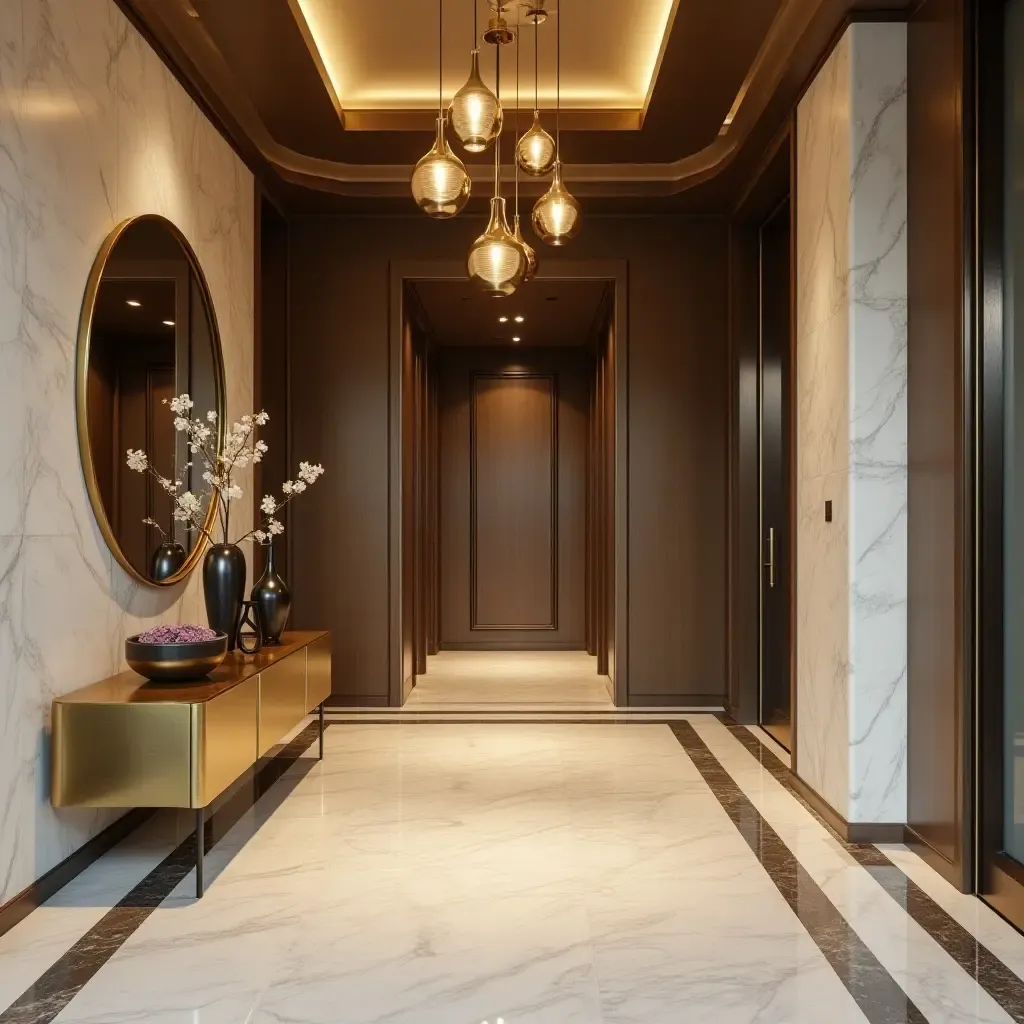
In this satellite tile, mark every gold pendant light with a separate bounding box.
[450,2,502,153]
[412,0,471,216]
[531,160,580,245]
[511,26,537,281]
[516,13,556,176]
[467,45,525,296]
[513,214,538,281]
[532,0,581,245]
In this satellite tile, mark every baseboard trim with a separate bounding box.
[0,807,153,940]
[787,772,904,843]
[437,642,588,651]
[325,694,389,708]
[629,694,725,708]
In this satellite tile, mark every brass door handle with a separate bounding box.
[764,527,776,589]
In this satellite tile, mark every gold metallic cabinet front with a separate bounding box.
[51,702,192,808]
[258,654,307,757]
[191,675,259,808]
[306,634,332,711]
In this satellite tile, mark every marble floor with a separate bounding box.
[404,650,615,707]
[3,716,1024,1023]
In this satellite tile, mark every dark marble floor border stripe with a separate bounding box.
[671,722,928,1024]
[0,721,327,1024]
[723,722,1024,1022]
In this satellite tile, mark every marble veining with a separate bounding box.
[796,22,908,825]
[0,0,254,907]
[5,718,1024,1023]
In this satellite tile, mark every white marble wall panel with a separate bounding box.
[795,30,853,818]
[0,0,253,904]
[847,23,908,823]
[795,23,908,825]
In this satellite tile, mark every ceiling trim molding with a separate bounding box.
[138,0,877,198]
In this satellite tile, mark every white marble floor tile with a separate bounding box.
[689,716,1015,1024]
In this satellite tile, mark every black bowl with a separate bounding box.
[125,633,229,682]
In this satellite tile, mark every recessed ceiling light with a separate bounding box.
[162,320,175,326]
[499,316,509,323]
[512,336,521,343]
[126,300,141,307]
[514,315,525,323]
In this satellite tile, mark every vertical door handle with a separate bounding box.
[764,527,776,589]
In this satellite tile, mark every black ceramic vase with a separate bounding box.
[149,541,186,582]
[203,543,246,652]
[251,540,291,645]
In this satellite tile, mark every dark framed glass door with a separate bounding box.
[759,197,793,751]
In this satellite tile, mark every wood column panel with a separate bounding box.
[471,374,558,630]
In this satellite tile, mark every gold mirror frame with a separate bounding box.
[75,215,226,588]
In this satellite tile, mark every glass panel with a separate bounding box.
[1004,0,1024,861]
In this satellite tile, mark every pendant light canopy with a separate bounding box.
[411,118,472,217]
[532,1,581,245]
[412,0,471,216]
[516,16,556,176]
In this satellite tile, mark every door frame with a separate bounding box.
[388,259,629,708]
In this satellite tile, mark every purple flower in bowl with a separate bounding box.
[126,624,229,682]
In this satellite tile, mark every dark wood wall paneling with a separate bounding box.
[437,347,590,650]
[287,215,729,705]
[906,0,972,889]
[254,192,291,581]
[727,133,792,724]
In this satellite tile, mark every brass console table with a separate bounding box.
[51,631,331,896]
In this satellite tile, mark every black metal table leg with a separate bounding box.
[196,806,205,898]
[319,702,325,760]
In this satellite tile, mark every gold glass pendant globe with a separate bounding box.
[411,118,472,217]
[512,214,538,282]
[532,162,581,246]
[450,50,502,153]
[516,111,557,176]
[468,196,527,296]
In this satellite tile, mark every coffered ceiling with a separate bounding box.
[122,0,912,211]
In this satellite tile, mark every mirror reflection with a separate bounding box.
[80,217,223,585]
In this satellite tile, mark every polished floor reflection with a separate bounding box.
[2,717,1024,1023]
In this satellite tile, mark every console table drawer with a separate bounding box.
[192,675,259,808]
[306,634,332,710]
[258,652,307,757]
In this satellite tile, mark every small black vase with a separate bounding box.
[203,543,246,652]
[150,541,186,583]
[251,540,291,645]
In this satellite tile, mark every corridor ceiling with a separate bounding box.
[123,0,913,211]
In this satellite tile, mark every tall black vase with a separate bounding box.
[251,540,291,645]
[150,541,186,582]
[203,543,246,652]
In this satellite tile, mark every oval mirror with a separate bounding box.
[76,216,225,586]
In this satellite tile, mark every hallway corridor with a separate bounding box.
[2,717,1024,1024]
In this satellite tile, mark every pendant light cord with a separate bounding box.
[515,22,520,215]
[534,10,539,111]
[439,0,443,118]
[473,0,477,47]
[556,0,561,157]
[494,43,500,196]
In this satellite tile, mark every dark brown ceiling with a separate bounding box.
[411,279,608,348]
[123,0,915,214]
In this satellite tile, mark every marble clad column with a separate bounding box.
[795,23,908,825]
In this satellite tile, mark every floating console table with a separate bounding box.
[51,631,331,897]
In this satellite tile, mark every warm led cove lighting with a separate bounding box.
[126,300,141,307]
[499,316,509,322]
[512,336,521,342]
[514,315,524,323]
[162,320,175,326]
